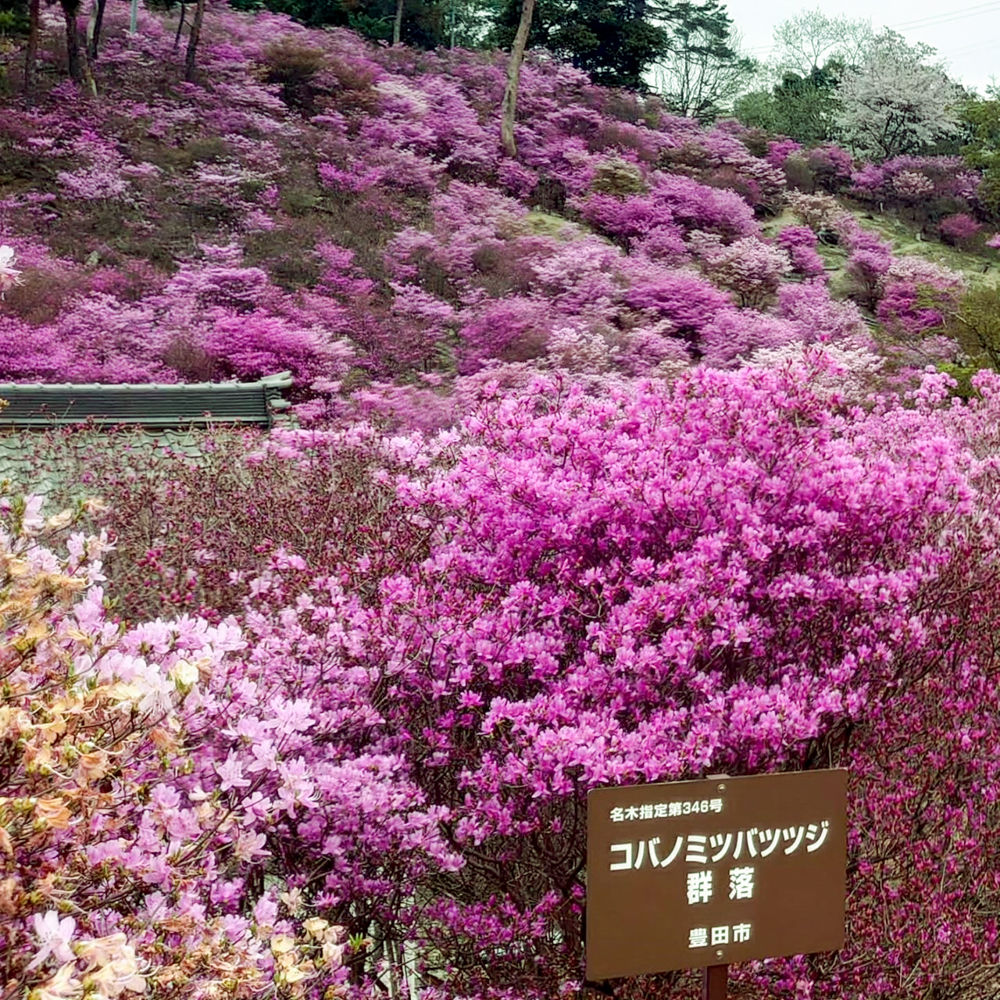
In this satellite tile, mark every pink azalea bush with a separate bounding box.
[9,11,1000,1000]
[876,257,966,336]
[16,362,1000,1000]
[938,212,983,246]
[774,225,826,279]
[226,363,1000,1000]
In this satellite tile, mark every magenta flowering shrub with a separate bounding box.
[0,241,356,386]
[803,145,854,192]
[622,270,732,351]
[844,249,893,312]
[209,364,1000,1000]
[575,173,759,251]
[877,280,948,335]
[457,297,551,374]
[767,139,801,168]
[849,156,979,205]
[18,361,1000,1000]
[649,173,759,240]
[835,218,897,312]
[847,156,982,235]
[657,118,787,209]
[698,309,799,366]
[775,225,826,279]
[574,191,682,250]
[938,212,983,245]
[876,257,966,337]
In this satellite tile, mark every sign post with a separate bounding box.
[586,769,846,988]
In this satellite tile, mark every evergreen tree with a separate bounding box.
[0,0,29,35]
[649,0,758,120]
[228,0,484,49]
[489,0,669,90]
[734,60,843,143]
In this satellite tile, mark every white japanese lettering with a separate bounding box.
[687,870,713,905]
[729,866,754,900]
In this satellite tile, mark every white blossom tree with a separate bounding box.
[769,9,875,78]
[835,31,963,160]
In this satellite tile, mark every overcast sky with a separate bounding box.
[723,0,1000,93]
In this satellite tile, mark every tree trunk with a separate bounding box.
[500,0,534,157]
[173,3,186,51]
[88,0,108,60]
[61,0,97,96]
[392,0,404,45]
[184,0,205,82]
[62,0,82,83]
[24,0,40,103]
[79,41,97,95]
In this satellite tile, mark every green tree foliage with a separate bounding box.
[228,0,481,48]
[734,60,842,142]
[961,96,1000,171]
[489,0,670,90]
[955,97,1000,217]
[943,285,1000,372]
[0,0,29,35]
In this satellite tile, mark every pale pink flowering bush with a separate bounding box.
[774,280,871,345]
[745,341,885,403]
[0,491,347,999]
[786,192,848,233]
[891,170,936,203]
[693,234,790,307]
[0,245,21,296]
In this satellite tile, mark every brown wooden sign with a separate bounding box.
[586,769,846,980]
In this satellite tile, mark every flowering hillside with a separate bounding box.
[3,2,994,414]
[6,6,1000,1000]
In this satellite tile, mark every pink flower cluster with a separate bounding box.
[168,361,1000,1000]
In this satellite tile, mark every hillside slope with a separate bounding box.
[0,5,996,421]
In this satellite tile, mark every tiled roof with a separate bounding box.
[0,372,295,499]
[0,371,293,427]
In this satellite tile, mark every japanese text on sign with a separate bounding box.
[586,769,847,980]
[609,820,831,869]
[610,799,723,822]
